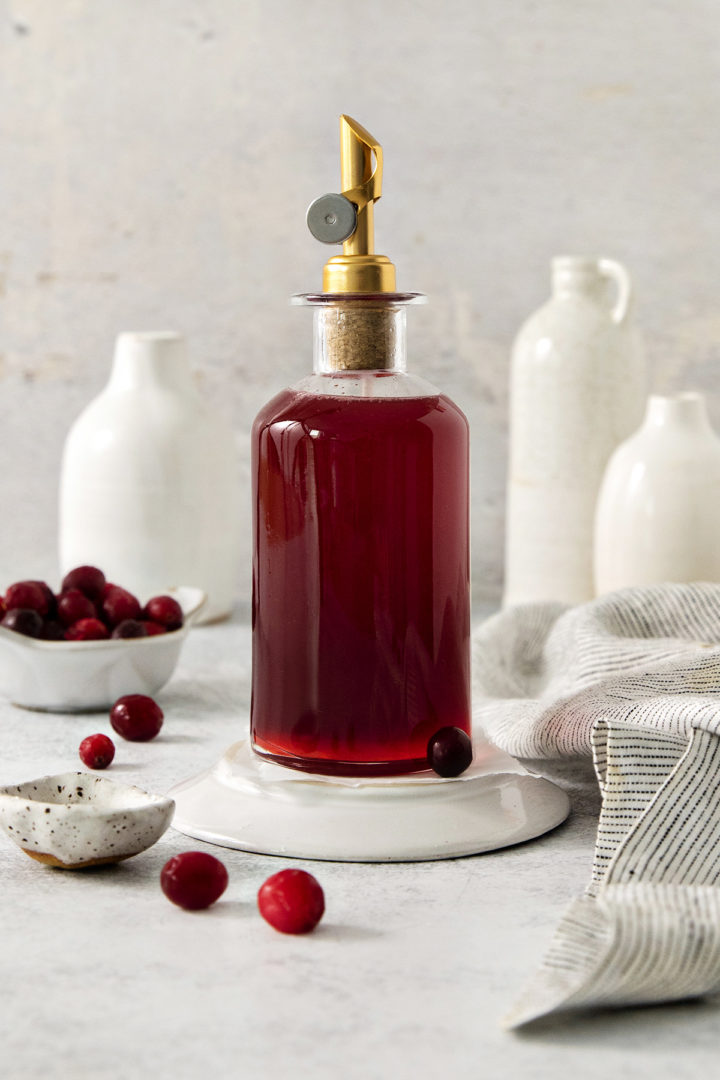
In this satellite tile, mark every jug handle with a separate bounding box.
[598,258,632,324]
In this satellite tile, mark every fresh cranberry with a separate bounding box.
[0,598,5,621]
[110,694,164,741]
[160,852,228,910]
[142,595,184,631]
[30,580,56,616]
[111,619,148,639]
[101,584,141,628]
[79,733,115,769]
[57,589,96,627]
[61,565,106,600]
[65,618,110,641]
[257,869,325,934]
[143,621,167,636]
[426,726,473,777]
[41,619,66,641]
[1,608,43,638]
[5,581,51,616]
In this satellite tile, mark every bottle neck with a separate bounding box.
[107,332,194,393]
[313,302,407,373]
[644,392,713,434]
[551,257,605,302]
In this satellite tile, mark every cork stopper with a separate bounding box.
[315,302,404,372]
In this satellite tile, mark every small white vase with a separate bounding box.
[594,392,720,593]
[59,331,242,623]
[504,256,646,607]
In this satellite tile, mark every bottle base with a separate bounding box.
[251,742,428,777]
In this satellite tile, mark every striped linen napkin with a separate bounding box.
[471,584,720,1026]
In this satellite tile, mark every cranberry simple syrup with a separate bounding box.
[251,378,470,775]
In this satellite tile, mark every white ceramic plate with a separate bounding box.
[170,738,571,863]
[0,586,205,712]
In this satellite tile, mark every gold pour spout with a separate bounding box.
[307,115,397,294]
[340,115,382,259]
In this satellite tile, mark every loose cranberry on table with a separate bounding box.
[160,852,229,910]
[61,565,106,600]
[65,618,109,642]
[79,733,115,770]
[111,619,148,639]
[426,726,473,778]
[101,584,141,628]
[257,869,325,935]
[57,589,96,627]
[110,694,164,741]
[1,608,43,638]
[142,595,184,631]
[5,580,51,617]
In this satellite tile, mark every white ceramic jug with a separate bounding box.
[504,256,645,607]
[594,392,720,593]
[59,331,242,623]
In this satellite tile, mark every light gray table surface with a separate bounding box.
[0,612,717,1080]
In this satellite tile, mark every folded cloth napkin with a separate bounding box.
[473,582,720,759]
[504,720,720,1026]
[471,585,720,1026]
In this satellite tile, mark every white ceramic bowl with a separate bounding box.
[0,586,205,712]
[0,772,175,869]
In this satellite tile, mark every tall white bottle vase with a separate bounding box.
[594,393,720,593]
[504,256,646,607]
[59,332,242,624]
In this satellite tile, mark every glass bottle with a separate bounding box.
[250,118,470,775]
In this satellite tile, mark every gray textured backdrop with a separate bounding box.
[1,0,719,605]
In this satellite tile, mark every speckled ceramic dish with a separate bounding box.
[0,772,175,869]
[0,586,205,712]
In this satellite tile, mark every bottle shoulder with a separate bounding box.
[252,378,468,436]
[290,370,442,399]
[65,384,237,461]
[513,296,640,355]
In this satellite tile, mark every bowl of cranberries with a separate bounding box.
[0,566,205,711]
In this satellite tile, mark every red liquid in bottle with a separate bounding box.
[251,384,470,775]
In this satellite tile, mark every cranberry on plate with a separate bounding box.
[65,618,110,642]
[101,585,141,628]
[111,619,148,639]
[1,608,43,638]
[142,595,184,631]
[61,565,106,600]
[5,581,51,617]
[57,589,96,627]
[426,726,473,778]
